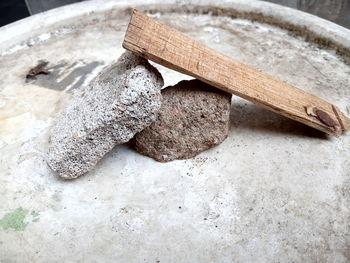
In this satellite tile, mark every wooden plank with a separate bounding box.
[123,9,350,136]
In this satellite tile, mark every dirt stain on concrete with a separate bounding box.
[31,210,40,222]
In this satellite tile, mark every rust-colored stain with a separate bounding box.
[314,108,337,127]
[26,60,50,80]
[305,106,338,128]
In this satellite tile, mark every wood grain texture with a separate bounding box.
[123,9,350,136]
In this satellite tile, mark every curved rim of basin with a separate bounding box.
[0,0,350,59]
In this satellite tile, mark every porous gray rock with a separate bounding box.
[48,51,163,179]
[134,79,232,162]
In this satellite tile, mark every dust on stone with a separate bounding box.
[47,51,163,179]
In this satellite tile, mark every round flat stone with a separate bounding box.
[134,79,232,162]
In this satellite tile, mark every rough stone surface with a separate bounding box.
[134,79,232,162]
[48,51,163,179]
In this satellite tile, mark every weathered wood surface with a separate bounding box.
[123,9,350,136]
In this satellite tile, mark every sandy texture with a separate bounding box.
[134,79,232,162]
[47,51,163,179]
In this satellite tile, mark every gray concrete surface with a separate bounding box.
[24,0,350,29]
[0,0,349,262]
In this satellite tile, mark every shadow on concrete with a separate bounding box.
[230,101,328,139]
